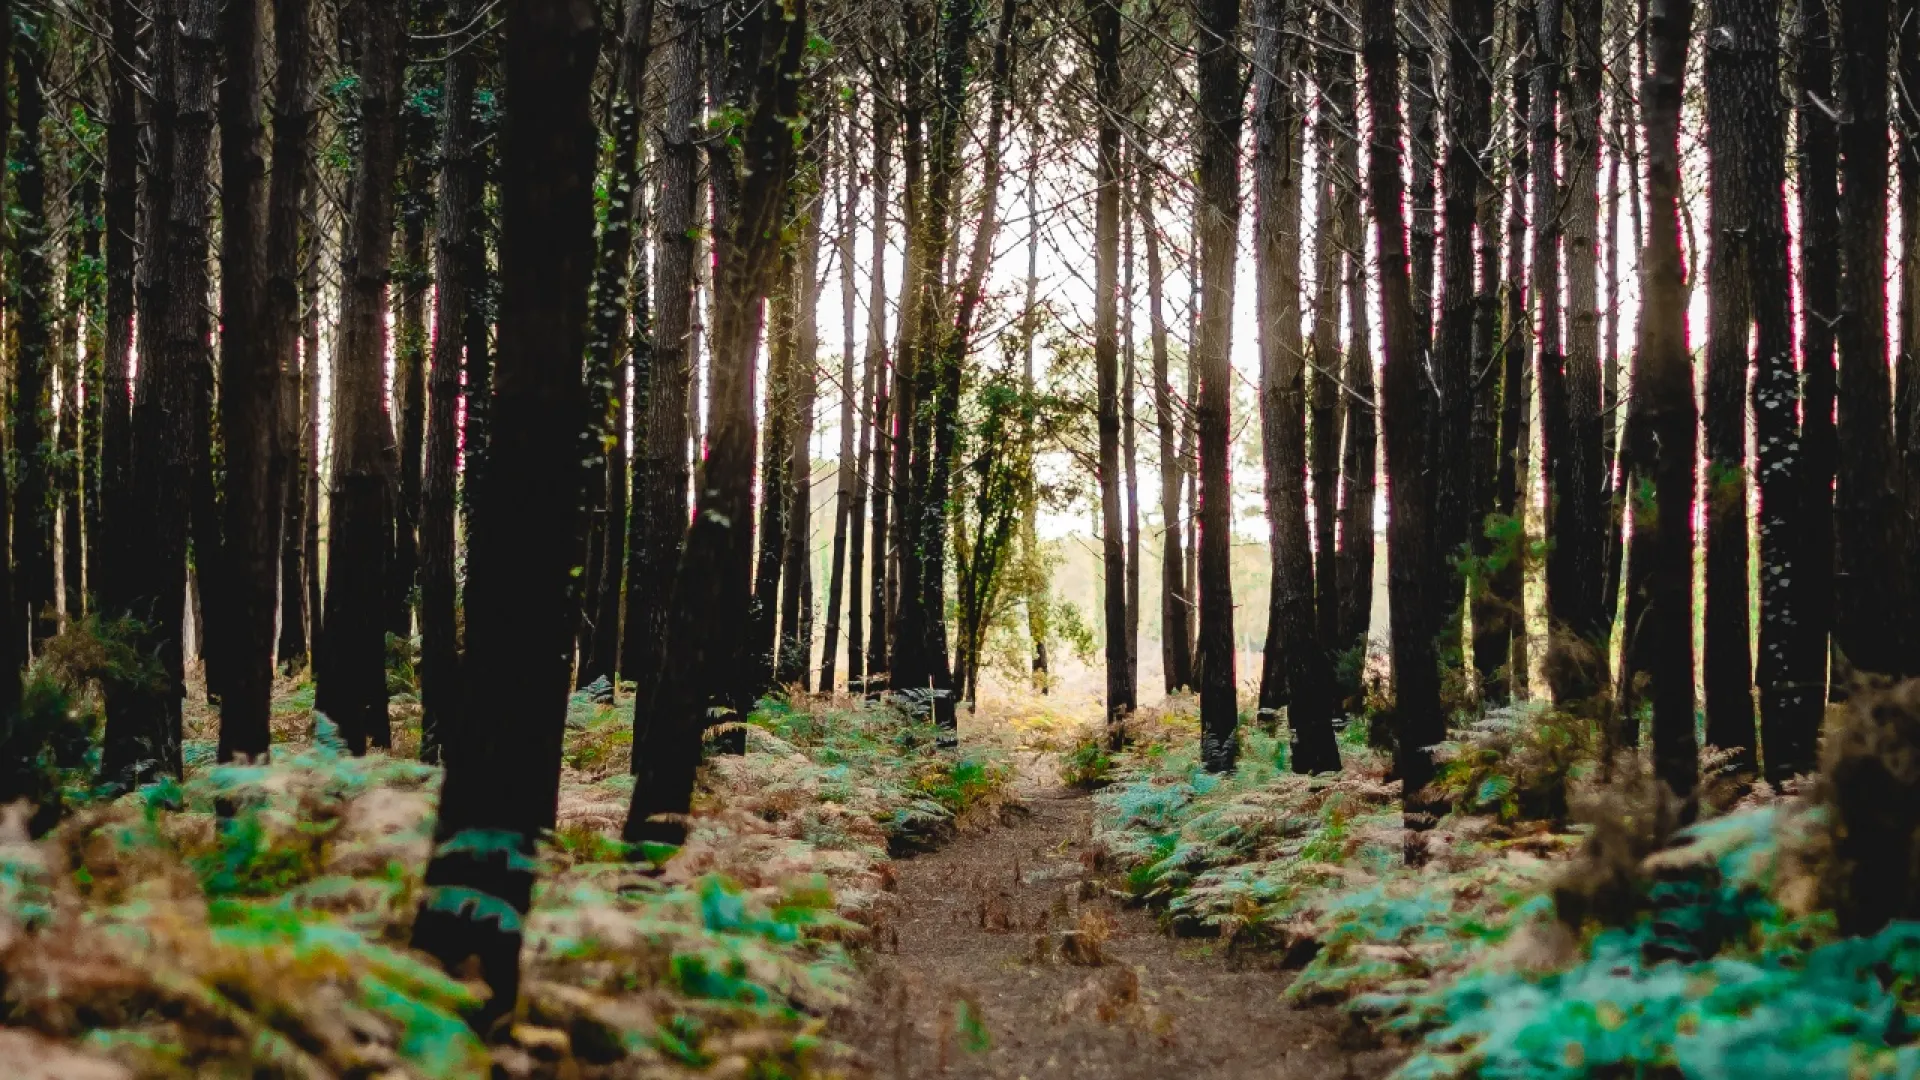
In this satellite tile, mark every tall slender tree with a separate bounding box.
[1368,0,1446,829]
[14,7,55,650]
[413,0,601,1020]
[1194,0,1244,772]
[1092,0,1131,743]
[420,0,490,760]
[626,0,808,843]
[1781,0,1838,775]
[1623,0,1698,797]
[1834,0,1910,680]
[579,0,657,690]
[320,0,410,753]
[1701,0,1758,762]
[624,0,701,712]
[216,0,282,762]
[1253,0,1338,772]
[822,114,862,693]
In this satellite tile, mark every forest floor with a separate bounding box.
[838,748,1403,1080]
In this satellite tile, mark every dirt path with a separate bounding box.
[838,766,1403,1079]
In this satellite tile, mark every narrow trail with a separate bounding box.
[839,761,1404,1079]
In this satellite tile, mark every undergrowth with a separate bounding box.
[1088,694,1920,1078]
[0,685,1013,1078]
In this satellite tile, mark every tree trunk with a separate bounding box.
[1367,0,1446,827]
[1332,0,1376,676]
[1195,0,1244,772]
[1435,0,1496,689]
[1092,0,1131,743]
[1252,0,1338,771]
[1123,151,1142,717]
[319,0,409,754]
[412,0,601,1023]
[1481,0,1533,705]
[1733,0,1794,781]
[1140,159,1189,694]
[420,0,488,761]
[623,0,699,719]
[301,177,326,660]
[216,0,286,762]
[104,0,216,782]
[0,0,20,710]
[1701,0,1758,762]
[1623,0,1698,797]
[625,0,808,844]
[277,110,316,671]
[864,92,897,686]
[59,168,85,621]
[13,10,54,651]
[1308,2,1346,659]
[98,0,136,626]
[750,242,797,696]
[81,176,104,617]
[578,0,655,691]
[392,113,431,643]
[1775,0,1837,778]
[776,160,823,690]
[1406,0,1439,336]
[1834,0,1910,680]
[822,114,861,694]
[1466,0,1507,706]
[1559,0,1608,698]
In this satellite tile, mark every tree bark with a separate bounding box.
[1195,0,1244,772]
[420,0,489,761]
[1481,0,1533,705]
[1466,0,1508,705]
[216,0,283,761]
[1092,0,1131,743]
[1559,0,1608,696]
[1253,0,1338,772]
[623,0,700,716]
[412,0,601,1023]
[1332,0,1376,675]
[13,10,55,651]
[1623,0,1698,797]
[1732,0,1795,781]
[777,160,824,690]
[319,0,409,754]
[104,0,214,782]
[98,0,136,626]
[1775,0,1837,777]
[823,113,862,693]
[1140,158,1189,694]
[864,90,897,685]
[1308,2,1345,659]
[1834,0,1911,679]
[579,0,655,691]
[625,0,809,843]
[1435,0,1496,689]
[1701,0,1758,761]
